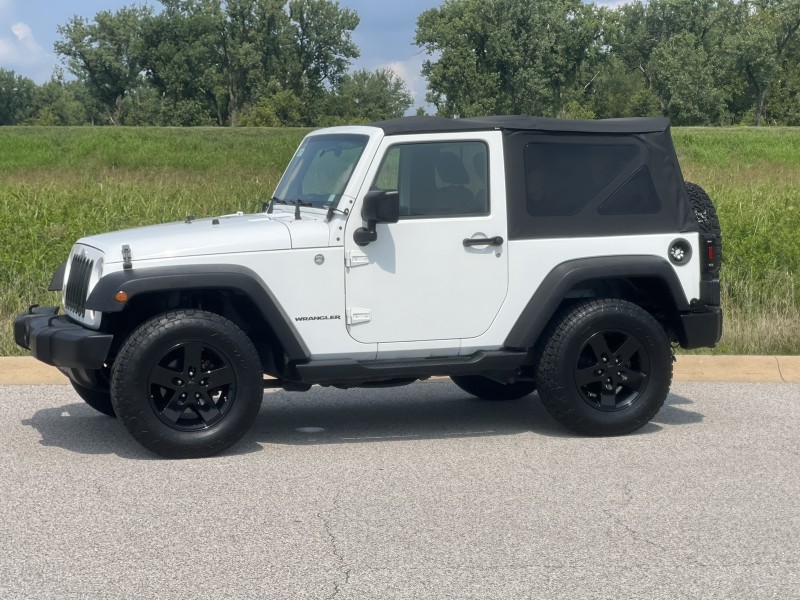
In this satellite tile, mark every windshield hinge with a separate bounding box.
[345,251,369,268]
[122,245,133,270]
[346,307,371,325]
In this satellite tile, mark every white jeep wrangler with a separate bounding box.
[15,116,722,458]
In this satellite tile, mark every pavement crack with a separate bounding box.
[603,509,709,568]
[318,491,350,600]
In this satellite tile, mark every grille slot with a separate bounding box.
[65,254,94,317]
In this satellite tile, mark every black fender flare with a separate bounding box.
[85,265,309,360]
[504,255,690,350]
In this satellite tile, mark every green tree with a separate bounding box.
[607,0,741,124]
[287,0,360,93]
[54,5,153,125]
[588,57,660,119]
[415,0,602,118]
[32,71,92,125]
[732,0,800,125]
[144,0,290,125]
[648,32,726,124]
[142,0,228,124]
[0,70,38,125]
[335,68,413,121]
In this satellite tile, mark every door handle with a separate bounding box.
[463,236,504,247]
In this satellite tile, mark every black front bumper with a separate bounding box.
[14,307,113,369]
[678,307,723,349]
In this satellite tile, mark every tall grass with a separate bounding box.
[673,128,800,354]
[0,127,307,355]
[1,126,799,355]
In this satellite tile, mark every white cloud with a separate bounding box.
[0,19,51,77]
[381,54,430,114]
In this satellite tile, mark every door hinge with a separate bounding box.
[346,307,372,325]
[345,251,370,268]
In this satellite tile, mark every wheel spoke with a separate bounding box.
[160,396,186,425]
[622,369,648,391]
[150,365,180,390]
[183,342,203,375]
[575,366,600,386]
[587,333,613,362]
[206,365,234,388]
[195,394,222,425]
[600,388,617,408]
[616,336,643,363]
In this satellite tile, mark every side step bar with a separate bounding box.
[288,350,529,386]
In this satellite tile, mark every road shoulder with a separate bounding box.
[1,355,799,385]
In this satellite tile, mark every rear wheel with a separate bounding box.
[451,375,536,401]
[111,310,264,458]
[535,299,672,436]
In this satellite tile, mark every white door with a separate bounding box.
[344,133,509,344]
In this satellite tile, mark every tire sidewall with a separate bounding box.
[111,311,263,457]
[541,302,672,435]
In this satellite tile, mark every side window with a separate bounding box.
[524,141,641,217]
[372,141,489,217]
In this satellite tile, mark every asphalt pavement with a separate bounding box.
[1,380,798,599]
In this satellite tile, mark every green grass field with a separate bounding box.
[1,126,798,355]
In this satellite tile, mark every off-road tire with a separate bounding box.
[451,375,536,401]
[685,181,722,274]
[535,299,672,436]
[110,310,263,459]
[69,380,116,417]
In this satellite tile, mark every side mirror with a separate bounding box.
[354,190,400,246]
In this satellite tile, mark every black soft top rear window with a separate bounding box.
[505,128,696,239]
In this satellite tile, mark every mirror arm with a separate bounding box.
[354,220,378,246]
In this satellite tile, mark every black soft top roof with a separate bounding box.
[370,115,670,136]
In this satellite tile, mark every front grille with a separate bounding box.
[65,254,94,316]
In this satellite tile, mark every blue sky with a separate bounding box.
[0,0,625,110]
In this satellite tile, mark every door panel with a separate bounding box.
[344,133,509,345]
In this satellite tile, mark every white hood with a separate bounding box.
[77,211,331,263]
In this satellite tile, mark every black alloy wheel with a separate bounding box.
[111,310,264,458]
[535,299,672,436]
[147,341,237,431]
[573,329,650,412]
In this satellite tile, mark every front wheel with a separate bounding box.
[451,375,536,401]
[110,310,264,458]
[69,380,116,417]
[535,299,672,436]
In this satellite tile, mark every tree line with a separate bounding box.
[2,0,799,127]
[417,0,800,126]
[1,0,413,126]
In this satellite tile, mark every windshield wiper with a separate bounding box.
[263,196,289,214]
[265,198,315,220]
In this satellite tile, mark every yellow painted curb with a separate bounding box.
[1,355,798,385]
[777,356,800,383]
[674,355,784,382]
[0,357,68,385]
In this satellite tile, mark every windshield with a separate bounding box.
[273,134,368,208]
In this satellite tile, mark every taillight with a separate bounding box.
[701,234,720,273]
